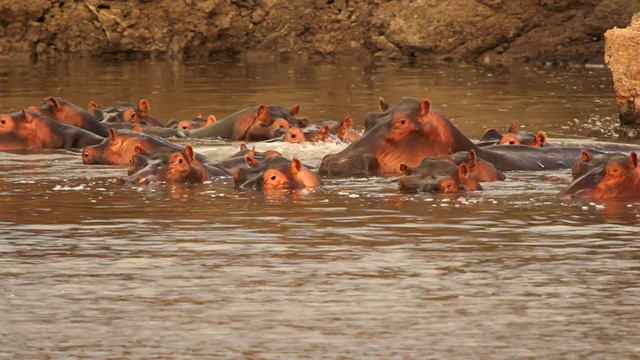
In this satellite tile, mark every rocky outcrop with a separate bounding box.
[0,0,639,65]
[605,13,640,131]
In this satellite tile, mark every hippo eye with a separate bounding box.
[178,158,183,164]
[181,126,188,130]
[399,119,406,125]
[0,119,5,125]
[509,141,515,145]
[291,133,297,138]
[271,175,277,181]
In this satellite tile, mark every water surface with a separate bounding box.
[1,58,639,358]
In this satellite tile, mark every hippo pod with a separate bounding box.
[234,156,322,190]
[562,152,640,199]
[0,110,104,151]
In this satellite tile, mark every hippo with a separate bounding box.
[319,97,479,176]
[30,97,109,137]
[446,150,506,182]
[227,143,283,159]
[0,110,104,151]
[124,144,229,184]
[398,158,482,191]
[478,123,548,147]
[397,163,481,193]
[318,97,605,176]
[234,156,322,190]
[129,123,187,138]
[186,104,302,141]
[284,125,332,143]
[570,150,626,180]
[562,152,640,199]
[167,115,217,130]
[82,128,209,165]
[500,130,547,147]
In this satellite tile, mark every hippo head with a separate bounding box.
[562,152,640,199]
[234,156,322,190]
[318,97,476,177]
[244,104,300,141]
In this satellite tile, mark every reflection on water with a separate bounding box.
[1,58,640,358]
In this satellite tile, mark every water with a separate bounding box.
[1,57,640,358]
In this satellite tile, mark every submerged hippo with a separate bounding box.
[0,110,104,151]
[30,97,110,137]
[234,156,322,190]
[82,128,209,165]
[186,104,303,141]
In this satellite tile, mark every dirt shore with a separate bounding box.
[1,0,639,65]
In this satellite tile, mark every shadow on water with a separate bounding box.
[1,58,640,358]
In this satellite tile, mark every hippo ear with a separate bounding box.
[290,158,303,174]
[256,104,269,124]
[458,163,470,178]
[534,131,547,147]
[467,150,477,167]
[88,101,99,110]
[379,97,389,111]
[419,99,431,118]
[581,150,593,162]
[48,97,61,110]
[166,119,180,128]
[184,145,195,162]
[22,109,34,122]
[247,149,256,157]
[508,123,517,133]
[399,164,411,175]
[629,152,638,169]
[206,115,217,125]
[264,150,282,158]
[108,127,117,140]
[246,155,259,167]
[289,104,300,116]
[239,143,247,150]
[133,145,146,155]
[138,99,151,115]
[341,116,353,128]
[320,124,330,135]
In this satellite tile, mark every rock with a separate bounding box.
[605,14,640,127]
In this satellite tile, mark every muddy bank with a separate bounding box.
[1,0,639,65]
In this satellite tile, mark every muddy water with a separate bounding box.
[1,58,640,358]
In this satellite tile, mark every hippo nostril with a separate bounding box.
[0,119,5,125]
[509,141,515,145]
[181,126,188,130]
[291,134,297,139]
